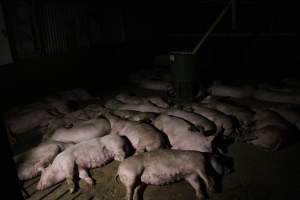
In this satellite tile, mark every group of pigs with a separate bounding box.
[10,78,300,200]
[5,88,98,146]
[205,80,300,151]
[13,91,231,200]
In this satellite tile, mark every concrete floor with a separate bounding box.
[22,139,300,200]
[16,85,300,200]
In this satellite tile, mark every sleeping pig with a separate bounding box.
[152,114,215,153]
[164,108,217,134]
[116,149,224,200]
[36,134,130,192]
[103,113,167,152]
[183,103,237,137]
[105,99,166,113]
[111,110,156,123]
[43,117,111,143]
[116,93,170,108]
[14,141,74,181]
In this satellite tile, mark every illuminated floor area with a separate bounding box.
[22,140,300,200]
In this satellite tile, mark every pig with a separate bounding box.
[36,135,130,192]
[164,108,217,134]
[242,126,283,151]
[40,109,92,136]
[103,113,167,152]
[105,99,166,113]
[201,96,254,127]
[139,79,174,93]
[116,93,170,109]
[208,85,255,98]
[268,107,300,130]
[111,110,157,123]
[43,96,73,115]
[252,109,295,131]
[258,83,300,93]
[183,103,236,137]
[43,117,111,143]
[254,89,300,105]
[6,108,55,136]
[152,115,215,153]
[116,149,224,200]
[14,141,74,181]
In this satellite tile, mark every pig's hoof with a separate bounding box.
[69,188,75,194]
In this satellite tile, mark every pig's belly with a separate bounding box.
[141,168,184,185]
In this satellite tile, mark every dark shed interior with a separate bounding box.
[0,0,299,200]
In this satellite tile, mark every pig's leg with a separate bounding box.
[79,168,94,186]
[185,174,205,200]
[61,159,76,193]
[133,183,146,200]
[196,168,215,193]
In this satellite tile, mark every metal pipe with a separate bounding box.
[191,0,233,54]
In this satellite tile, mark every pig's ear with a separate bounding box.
[206,135,216,143]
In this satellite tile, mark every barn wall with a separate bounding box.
[0,0,167,108]
[168,0,299,79]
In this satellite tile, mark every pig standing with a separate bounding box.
[14,141,73,181]
[116,149,224,200]
[153,115,215,153]
[37,135,130,192]
[103,113,167,152]
[43,117,111,143]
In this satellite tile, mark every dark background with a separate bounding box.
[0,1,298,199]
[0,0,298,108]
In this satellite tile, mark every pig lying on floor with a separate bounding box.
[182,103,237,137]
[40,104,108,136]
[116,149,224,200]
[37,134,130,192]
[201,96,255,127]
[14,141,74,181]
[164,108,217,134]
[254,88,300,105]
[115,93,170,108]
[153,115,215,153]
[208,84,255,99]
[43,117,111,143]
[111,110,157,123]
[105,99,166,113]
[241,109,297,151]
[103,113,167,152]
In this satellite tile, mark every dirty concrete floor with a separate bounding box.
[18,130,300,199]
[16,85,300,200]
[23,140,300,200]
[87,141,300,200]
